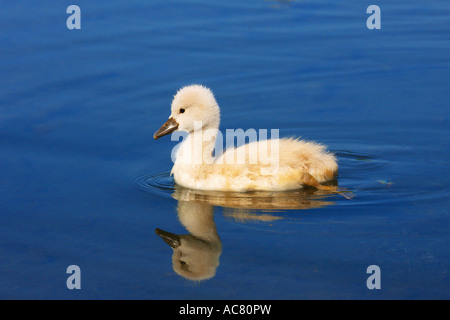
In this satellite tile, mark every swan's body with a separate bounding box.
[154,85,338,192]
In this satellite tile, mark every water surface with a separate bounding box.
[0,0,449,299]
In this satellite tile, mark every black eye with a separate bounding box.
[179,108,185,114]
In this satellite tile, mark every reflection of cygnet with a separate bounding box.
[155,200,222,281]
[155,185,340,281]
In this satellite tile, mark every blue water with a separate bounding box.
[0,0,449,299]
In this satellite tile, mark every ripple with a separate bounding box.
[335,149,450,206]
[135,149,450,209]
[135,171,338,210]
[135,172,175,199]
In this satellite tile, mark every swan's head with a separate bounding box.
[153,84,220,139]
[155,228,221,281]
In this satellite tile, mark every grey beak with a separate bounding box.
[153,117,179,140]
[155,228,181,249]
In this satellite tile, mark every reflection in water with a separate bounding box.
[156,200,221,281]
[155,185,336,281]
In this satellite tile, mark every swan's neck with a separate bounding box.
[177,201,219,242]
[175,126,218,166]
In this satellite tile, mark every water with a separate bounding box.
[0,0,448,299]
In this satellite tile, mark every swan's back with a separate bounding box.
[205,138,338,191]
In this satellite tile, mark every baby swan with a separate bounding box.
[154,85,338,192]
